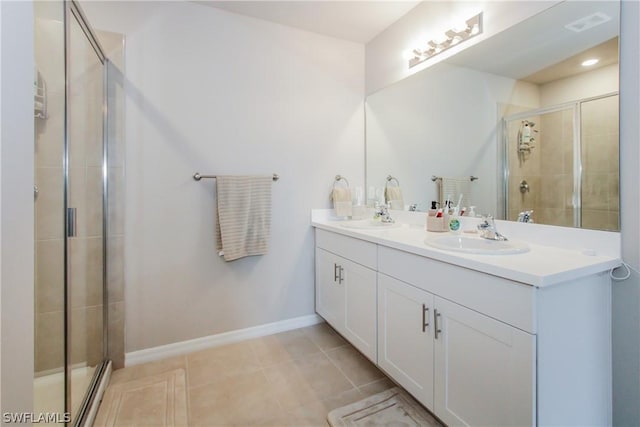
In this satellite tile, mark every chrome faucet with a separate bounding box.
[477,215,508,241]
[517,210,534,223]
[374,203,395,223]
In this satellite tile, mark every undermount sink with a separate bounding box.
[339,219,402,230]
[425,235,530,255]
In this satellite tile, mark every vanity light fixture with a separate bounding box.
[408,12,483,69]
[581,58,599,67]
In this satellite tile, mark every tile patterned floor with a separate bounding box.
[94,323,404,426]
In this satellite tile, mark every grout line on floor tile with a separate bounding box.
[259,365,290,415]
[322,347,359,391]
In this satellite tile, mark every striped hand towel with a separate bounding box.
[439,177,472,209]
[215,175,272,262]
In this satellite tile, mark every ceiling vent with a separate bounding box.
[565,12,611,32]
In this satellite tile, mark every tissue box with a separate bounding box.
[426,215,449,232]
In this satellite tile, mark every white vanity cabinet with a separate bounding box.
[433,296,535,427]
[315,230,377,362]
[314,226,613,427]
[377,273,435,408]
[378,273,535,426]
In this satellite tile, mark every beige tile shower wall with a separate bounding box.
[97,29,126,369]
[581,95,620,231]
[538,109,574,227]
[510,121,542,221]
[504,104,542,223]
[34,15,66,374]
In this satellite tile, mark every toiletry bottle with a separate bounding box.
[428,201,439,216]
[449,207,461,234]
[468,206,477,217]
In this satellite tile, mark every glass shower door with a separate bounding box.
[580,94,620,231]
[66,6,105,422]
[503,93,619,231]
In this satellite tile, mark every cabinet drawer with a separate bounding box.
[315,229,377,270]
[378,246,536,333]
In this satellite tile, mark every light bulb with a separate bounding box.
[402,49,416,61]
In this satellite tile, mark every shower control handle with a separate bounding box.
[519,180,530,194]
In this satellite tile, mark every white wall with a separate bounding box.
[0,0,34,419]
[365,1,559,95]
[366,62,539,214]
[118,2,364,352]
[614,1,640,425]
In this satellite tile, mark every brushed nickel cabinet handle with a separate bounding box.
[334,263,339,282]
[434,309,442,339]
[338,266,345,284]
[422,304,429,332]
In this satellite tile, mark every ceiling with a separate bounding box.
[523,37,618,85]
[446,1,619,84]
[194,1,421,43]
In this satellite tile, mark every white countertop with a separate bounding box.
[311,211,621,288]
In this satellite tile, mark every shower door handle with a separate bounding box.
[67,207,77,237]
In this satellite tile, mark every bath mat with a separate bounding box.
[327,387,440,427]
[93,369,188,427]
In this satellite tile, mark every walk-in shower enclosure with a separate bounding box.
[503,93,619,231]
[33,1,117,424]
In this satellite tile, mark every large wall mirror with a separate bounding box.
[366,1,619,231]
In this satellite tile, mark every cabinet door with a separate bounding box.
[343,258,377,362]
[315,248,344,330]
[434,297,535,427]
[378,274,434,408]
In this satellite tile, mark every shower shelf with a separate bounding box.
[34,68,47,120]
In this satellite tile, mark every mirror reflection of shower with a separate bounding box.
[517,120,538,165]
[504,93,619,231]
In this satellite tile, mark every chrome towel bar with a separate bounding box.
[193,172,279,181]
[431,175,478,182]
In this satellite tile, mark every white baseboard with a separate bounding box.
[125,313,324,367]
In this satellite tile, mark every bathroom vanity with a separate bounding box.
[312,210,620,427]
